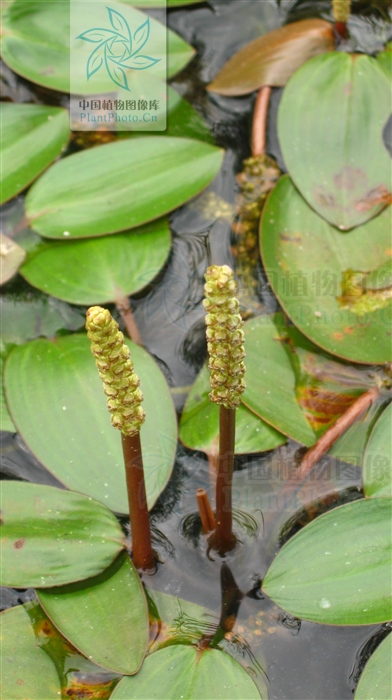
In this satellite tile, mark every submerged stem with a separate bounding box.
[298,386,380,480]
[122,432,155,571]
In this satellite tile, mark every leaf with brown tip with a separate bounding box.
[207,19,334,96]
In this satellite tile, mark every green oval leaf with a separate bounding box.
[242,314,381,466]
[25,138,223,239]
[20,220,171,305]
[377,41,392,76]
[242,315,316,446]
[260,176,392,364]
[38,552,148,675]
[263,498,392,625]
[1,482,124,588]
[135,0,206,5]
[167,25,195,78]
[165,85,214,143]
[1,0,194,92]
[1,294,84,350]
[0,103,69,205]
[179,363,286,454]
[25,600,121,697]
[363,403,392,498]
[0,605,61,699]
[208,19,334,96]
[118,86,214,143]
[278,53,391,230]
[354,633,392,700]
[1,355,16,432]
[4,335,177,514]
[0,233,26,285]
[110,645,263,699]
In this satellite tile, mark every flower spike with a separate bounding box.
[203,265,246,409]
[85,306,145,436]
[332,0,351,23]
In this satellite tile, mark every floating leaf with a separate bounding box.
[1,0,194,92]
[38,552,148,675]
[26,138,223,239]
[363,403,392,498]
[110,645,263,699]
[4,335,177,514]
[119,86,214,143]
[0,605,61,699]
[1,482,125,588]
[263,498,392,625]
[26,600,121,698]
[260,177,392,364]
[278,53,391,230]
[242,315,316,446]
[179,363,285,454]
[1,355,16,432]
[0,233,26,285]
[135,0,206,5]
[167,28,195,77]
[208,19,334,96]
[146,590,216,652]
[242,314,382,466]
[20,219,171,305]
[377,41,392,76]
[1,104,69,205]
[166,86,214,143]
[354,633,392,700]
[0,294,84,351]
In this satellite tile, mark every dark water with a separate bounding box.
[2,1,392,698]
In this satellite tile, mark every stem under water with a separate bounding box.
[121,432,155,571]
[298,386,380,480]
[209,406,237,555]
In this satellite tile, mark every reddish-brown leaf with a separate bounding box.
[208,19,334,96]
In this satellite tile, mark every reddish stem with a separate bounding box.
[121,432,155,571]
[115,295,142,346]
[251,86,272,158]
[335,21,348,39]
[298,387,380,480]
[196,488,216,533]
[209,406,237,554]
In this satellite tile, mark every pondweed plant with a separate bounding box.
[203,265,246,554]
[1,0,392,697]
[86,306,154,571]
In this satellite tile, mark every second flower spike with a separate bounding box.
[203,265,246,409]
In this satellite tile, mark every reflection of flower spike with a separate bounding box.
[85,306,145,436]
[203,265,246,409]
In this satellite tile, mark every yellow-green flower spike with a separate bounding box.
[85,306,145,436]
[203,265,246,409]
[332,0,351,22]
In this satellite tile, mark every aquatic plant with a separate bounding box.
[203,264,245,554]
[1,0,391,697]
[86,305,154,571]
